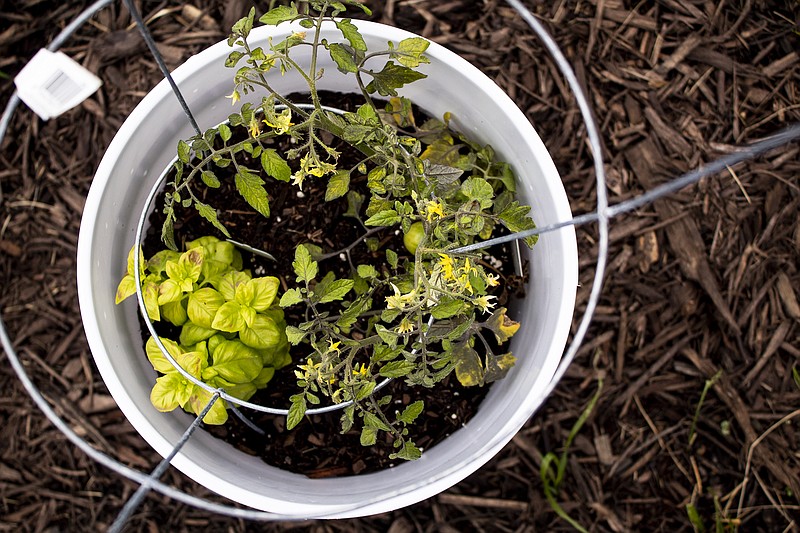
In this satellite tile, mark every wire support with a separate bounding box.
[108,391,223,533]
[121,0,202,136]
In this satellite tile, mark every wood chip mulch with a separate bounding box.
[1,1,798,531]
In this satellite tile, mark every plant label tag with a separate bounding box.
[14,49,102,121]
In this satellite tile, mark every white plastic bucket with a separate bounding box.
[77,20,578,518]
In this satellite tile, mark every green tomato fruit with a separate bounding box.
[404,222,425,255]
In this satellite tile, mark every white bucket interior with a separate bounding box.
[77,20,578,517]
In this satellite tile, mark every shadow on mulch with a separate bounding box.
[1,0,798,531]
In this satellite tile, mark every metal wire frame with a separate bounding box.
[0,0,798,529]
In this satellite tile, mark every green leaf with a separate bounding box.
[366,61,427,97]
[177,140,191,163]
[146,336,184,374]
[318,278,354,303]
[218,123,232,142]
[231,7,255,37]
[498,201,537,248]
[180,322,217,346]
[161,300,188,326]
[390,441,422,460]
[143,282,160,321]
[336,19,367,51]
[397,400,424,424]
[200,170,221,189]
[285,325,306,345]
[259,5,298,25]
[211,301,245,333]
[247,277,280,310]
[235,168,270,217]
[213,270,251,301]
[431,297,465,319]
[356,264,378,279]
[225,51,245,68]
[325,170,350,201]
[150,373,192,412]
[261,149,291,182]
[115,275,136,304]
[293,245,318,283]
[364,209,401,227]
[328,42,359,73]
[386,249,399,269]
[240,314,281,350]
[340,404,355,433]
[195,200,231,237]
[363,412,392,432]
[208,339,262,383]
[355,380,376,401]
[461,176,494,209]
[187,287,225,329]
[360,425,378,446]
[379,360,415,378]
[287,394,306,429]
[392,37,430,68]
[280,288,304,307]
[189,387,229,424]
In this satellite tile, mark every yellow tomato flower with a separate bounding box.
[475,295,497,314]
[327,340,341,354]
[248,116,261,138]
[485,273,500,287]
[396,317,414,334]
[425,200,445,222]
[438,254,456,282]
[226,90,240,105]
[352,363,369,378]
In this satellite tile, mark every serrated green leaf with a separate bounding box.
[356,264,378,279]
[258,5,298,25]
[195,200,231,237]
[177,140,190,163]
[231,7,255,37]
[461,176,494,209]
[261,149,291,182]
[355,380,376,401]
[235,168,270,217]
[390,441,422,460]
[325,170,350,201]
[285,325,305,345]
[287,394,306,429]
[379,360,415,378]
[328,42,359,73]
[397,400,424,424]
[360,425,377,446]
[200,170,221,188]
[293,244,318,283]
[366,61,427,97]
[363,412,392,432]
[498,201,537,248]
[364,209,401,227]
[431,297,465,319]
[280,288,304,307]
[225,51,245,68]
[318,278,354,304]
[340,404,355,433]
[392,37,430,68]
[336,19,367,51]
[386,249,398,269]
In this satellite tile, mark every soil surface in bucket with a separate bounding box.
[140,91,527,476]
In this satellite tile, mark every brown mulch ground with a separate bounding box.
[1,0,799,531]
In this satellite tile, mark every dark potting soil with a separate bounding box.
[141,91,527,477]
